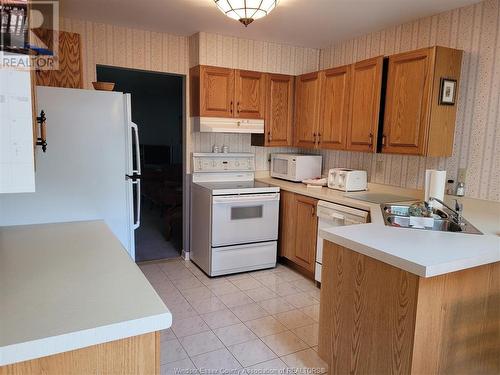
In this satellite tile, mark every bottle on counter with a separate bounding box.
[456,182,465,196]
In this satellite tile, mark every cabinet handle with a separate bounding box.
[313,133,317,143]
[36,110,47,152]
[230,101,233,114]
[237,101,240,114]
[317,133,321,146]
[311,206,315,217]
[382,134,387,146]
[267,131,271,142]
[369,133,373,146]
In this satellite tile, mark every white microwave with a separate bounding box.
[270,154,322,182]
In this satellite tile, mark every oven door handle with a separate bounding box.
[213,193,280,204]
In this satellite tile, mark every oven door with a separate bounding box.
[212,193,280,247]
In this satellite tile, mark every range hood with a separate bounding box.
[192,117,264,134]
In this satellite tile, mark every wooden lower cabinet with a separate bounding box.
[279,191,318,275]
[318,241,499,375]
[0,332,160,375]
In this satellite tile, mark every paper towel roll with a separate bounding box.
[425,170,447,208]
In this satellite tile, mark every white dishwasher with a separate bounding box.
[315,200,369,282]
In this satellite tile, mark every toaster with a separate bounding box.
[328,168,367,192]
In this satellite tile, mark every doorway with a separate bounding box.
[97,65,184,262]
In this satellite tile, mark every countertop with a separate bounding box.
[256,175,500,277]
[0,220,172,366]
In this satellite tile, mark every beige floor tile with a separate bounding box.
[244,316,287,337]
[308,288,321,301]
[219,291,254,308]
[284,292,319,308]
[208,281,240,296]
[172,276,204,291]
[228,339,277,367]
[274,309,315,329]
[267,282,303,297]
[160,328,176,342]
[225,273,252,281]
[162,266,194,281]
[274,269,304,282]
[180,331,224,357]
[244,286,277,302]
[161,338,189,364]
[191,348,242,372]
[160,357,198,375]
[168,298,198,319]
[171,315,210,338]
[280,348,328,373]
[261,331,308,356]
[312,346,319,352]
[201,308,241,330]
[300,304,320,322]
[231,303,269,322]
[214,323,257,346]
[258,274,288,288]
[292,323,319,347]
[189,295,226,315]
[244,358,288,374]
[231,277,264,291]
[180,285,214,303]
[258,297,296,315]
[293,278,319,293]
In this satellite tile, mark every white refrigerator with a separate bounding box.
[0,86,141,259]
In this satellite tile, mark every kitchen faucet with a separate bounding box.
[429,197,464,224]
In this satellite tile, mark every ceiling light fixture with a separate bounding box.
[214,0,279,27]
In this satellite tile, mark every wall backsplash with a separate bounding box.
[318,0,499,201]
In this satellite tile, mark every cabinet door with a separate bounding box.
[35,30,83,88]
[294,72,321,148]
[265,73,294,146]
[279,190,297,259]
[346,56,383,152]
[199,66,235,118]
[318,66,351,149]
[293,195,318,273]
[382,48,432,155]
[235,70,265,119]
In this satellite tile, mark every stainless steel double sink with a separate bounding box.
[381,203,482,235]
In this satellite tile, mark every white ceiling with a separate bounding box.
[62,0,480,48]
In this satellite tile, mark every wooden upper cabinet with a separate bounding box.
[318,65,351,150]
[294,72,321,148]
[234,70,265,119]
[264,73,294,146]
[346,56,383,152]
[35,30,83,89]
[382,46,462,156]
[191,65,234,118]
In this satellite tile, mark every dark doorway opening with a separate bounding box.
[97,65,183,262]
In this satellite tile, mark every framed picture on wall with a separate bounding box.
[439,78,457,105]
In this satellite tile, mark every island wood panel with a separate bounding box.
[382,48,433,155]
[35,30,83,89]
[294,71,321,148]
[346,56,383,152]
[318,241,418,375]
[318,65,351,150]
[265,73,294,146]
[234,69,265,119]
[411,261,500,375]
[0,332,159,375]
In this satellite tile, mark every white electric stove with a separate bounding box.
[190,153,280,276]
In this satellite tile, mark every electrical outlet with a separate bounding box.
[457,168,467,182]
[376,159,384,175]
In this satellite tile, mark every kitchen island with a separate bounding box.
[0,220,171,373]
[257,175,500,374]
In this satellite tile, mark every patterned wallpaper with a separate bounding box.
[318,0,500,201]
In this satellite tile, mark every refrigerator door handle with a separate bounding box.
[130,122,141,229]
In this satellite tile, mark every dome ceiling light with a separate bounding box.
[214,0,279,27]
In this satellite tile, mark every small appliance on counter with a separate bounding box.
[328,168,367,192]
[270,154,322,182]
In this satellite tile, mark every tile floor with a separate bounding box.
[139,259,328,375]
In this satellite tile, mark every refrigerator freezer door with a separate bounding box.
[0,87,136,259]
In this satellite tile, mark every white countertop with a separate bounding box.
[0,220,172,366]
[256,175,500,277]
